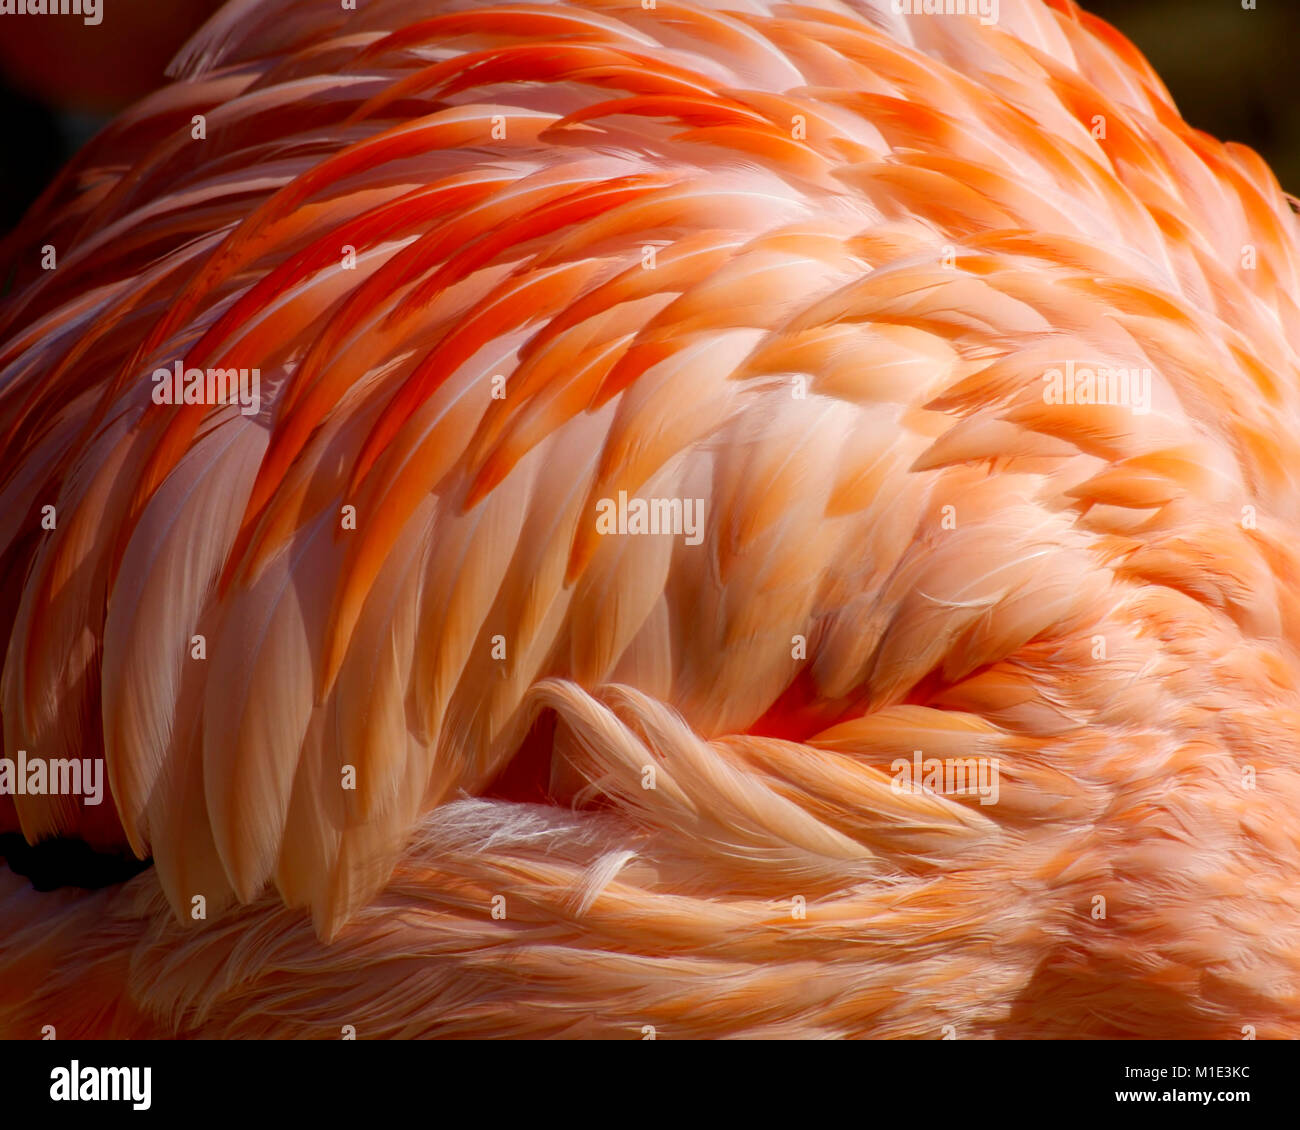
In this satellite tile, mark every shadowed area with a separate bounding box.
[0,833,152,892]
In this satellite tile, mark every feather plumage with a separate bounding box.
[1,0,1300,1036]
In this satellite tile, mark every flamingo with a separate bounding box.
[1,0,1299,1040]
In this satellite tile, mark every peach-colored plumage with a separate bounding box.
[2,0,1300,1038]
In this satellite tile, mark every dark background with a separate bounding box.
[0,0,222,233]
[0,0,1297,233]
[1087,0,1300,193]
